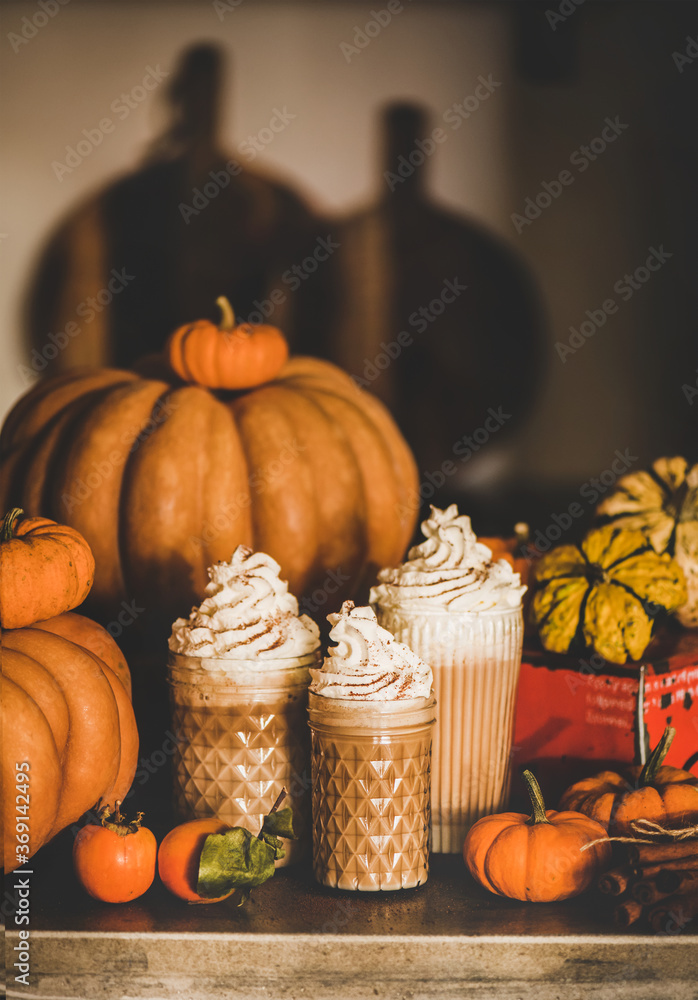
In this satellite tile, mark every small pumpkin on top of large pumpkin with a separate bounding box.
[531,523,686,665]
[166,296,289,390]
[0,302,419,630]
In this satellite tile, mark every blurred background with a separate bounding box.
[2,0,696,537]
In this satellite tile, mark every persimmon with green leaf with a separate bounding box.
[158,793,294,905]
[463,770,611,901]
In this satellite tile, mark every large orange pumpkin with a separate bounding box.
[559,727,698,835]
[0,356,418,627]
[0,507,95,629]
[1,614,138,871]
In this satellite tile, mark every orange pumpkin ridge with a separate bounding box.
[1,616,138,870]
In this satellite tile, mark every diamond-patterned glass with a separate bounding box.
[311,727,433,891]
[169,664,312,866]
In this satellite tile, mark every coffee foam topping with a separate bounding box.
[370,503,526,611]
[169,545,320,658]
[309,601,432,701]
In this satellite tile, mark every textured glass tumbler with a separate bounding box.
[373,605,523,853]
[309,692,435,891]
[168,652,318,866]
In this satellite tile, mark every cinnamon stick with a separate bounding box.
[598,866,633,896]
[631,879,673,906]
[626,840,698,865]
[614,899,644,928]
[656,869,698,896]
[648,890,698,934]
[633,856,698,880]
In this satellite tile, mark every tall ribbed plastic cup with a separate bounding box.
[373,605,523,853]
[168,651,319,866]
[309,692,436,890]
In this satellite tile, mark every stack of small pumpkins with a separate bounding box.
[464,727,698,903]
[1,508,138,872]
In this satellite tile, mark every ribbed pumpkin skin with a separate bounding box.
[1,617,138,872]
[0,358,418,625]
[464,808,611,901]
[0,512,95,629]
[596,456,698,628]
[559,765,698,835]
[532,524,686,664]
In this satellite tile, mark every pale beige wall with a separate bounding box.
[1,1,692,488]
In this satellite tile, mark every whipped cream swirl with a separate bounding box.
[310,601,432,700]
[370,504,526,612]
[169,546,320,658]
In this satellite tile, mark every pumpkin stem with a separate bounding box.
[639,726,676,787]
[522,769,550,825]
[1,508,24,542]
[98,800,145,837]
[216,296,235,331]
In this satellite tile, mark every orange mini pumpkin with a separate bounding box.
[559,727,698,835]
[0,508,95,629]
[167,297,289,390]
[464,770,611,901]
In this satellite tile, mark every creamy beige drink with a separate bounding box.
[168,546,320,865]
[371,505,525,853]
[309,602,435,891]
